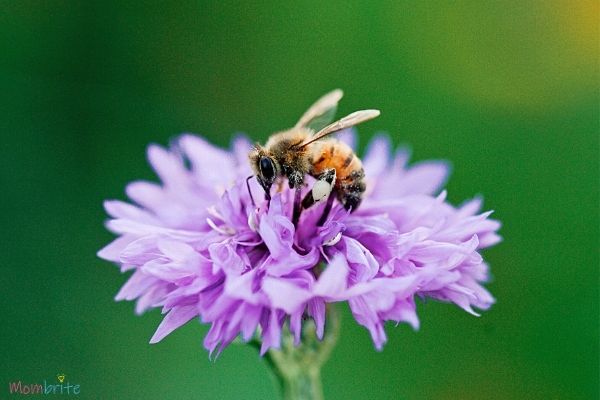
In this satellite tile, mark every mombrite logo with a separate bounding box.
[8,374,80,396]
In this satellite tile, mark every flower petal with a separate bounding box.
[262,277,311,314]
[150,305,198,343]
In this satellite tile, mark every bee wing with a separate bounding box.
[299,109,380,148]
[294,89,344,131]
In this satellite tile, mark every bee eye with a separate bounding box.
[259,157,275,180]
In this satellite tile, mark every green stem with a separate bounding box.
[280,367,322,400]
[264,305,341,400]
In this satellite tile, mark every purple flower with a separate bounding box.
[98,131,501,355]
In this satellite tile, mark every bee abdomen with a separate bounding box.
[337,168,366,210]
[310,140,366,211]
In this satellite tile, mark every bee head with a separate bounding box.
[249,146,279,198]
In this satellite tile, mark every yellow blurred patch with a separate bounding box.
[385,1,598,111]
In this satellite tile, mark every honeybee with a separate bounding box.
[249,90,379,219]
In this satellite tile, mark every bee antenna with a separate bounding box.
[246,175,256,207]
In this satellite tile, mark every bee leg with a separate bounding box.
[302,169,336,209]
[263,188,272,204]
[292,186,303,226]
[298,168,336,226]
[317,193,334,227]
[256,176,272,204]
[289,172,306,225]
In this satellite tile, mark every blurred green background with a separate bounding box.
[1,1,598,399]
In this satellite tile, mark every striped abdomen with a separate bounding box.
[309,139,366,211]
